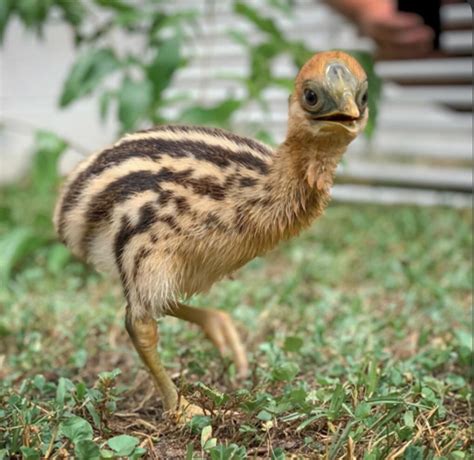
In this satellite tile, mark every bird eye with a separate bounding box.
[359,89,368,107]
[303,88,318,107]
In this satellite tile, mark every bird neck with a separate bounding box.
[258,130,348,240]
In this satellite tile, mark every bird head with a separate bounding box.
[288,51,369,144]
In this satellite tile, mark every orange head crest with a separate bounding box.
[289,51,369,139]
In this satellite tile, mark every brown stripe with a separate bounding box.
[132,246,152,283]
[174,196,191,214]
[85,169,192,224]
[239,176,258,187]
[203,212,229,233]
[138,124,273,157]
[57,133,269,238]
[81,168,225,253]
[117,137,270,175]
[114,203,157,290]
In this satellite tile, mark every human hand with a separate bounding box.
[358,0,435,59]
[327,0,435,59]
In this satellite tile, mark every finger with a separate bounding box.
[375,12,426,32]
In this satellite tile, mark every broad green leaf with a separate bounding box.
[56,376,67,405]
[271,362,299,382]
[234,2,282,41]
[355,402,371,419]
[60,416,93,444]
[107,434,139,456]
[74,440,100,460]
[130,447,147,459]
[403,446,424,460]
[95,0,134,13]
[203,438,217,451]
[0,227,44,284]
[271,447,286,460]
[56,0,85,27]
[117,77,152,131]
[60,48,120,107]
[20,447,40,460]
[209,444,247,460]
[146,35,183,100]
[86,401,101,428]
[46,244,71,274]
[187,414,211,434]
[455,329,472,351]
[32,374,46,391]
[16,0,48,28]
[283,336,303,352]
[180,99,241,127]
[30,130,67,192]
[257,410,272,421]
[247,42,280,98]
[200,425,213,449]
[403,410,414,428]
[75,381,87,401]
[0,0,13,43]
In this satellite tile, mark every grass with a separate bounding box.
[0,141,472,459]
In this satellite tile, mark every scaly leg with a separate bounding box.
[169,303,249,377]
[125,309,202,421]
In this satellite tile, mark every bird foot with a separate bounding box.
[201,310,249,378]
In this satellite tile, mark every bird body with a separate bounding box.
[54,50,369,419]
[54,125,334,319]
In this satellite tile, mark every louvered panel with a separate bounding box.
[170,0,472,204]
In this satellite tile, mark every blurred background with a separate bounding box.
[0,0,472,207]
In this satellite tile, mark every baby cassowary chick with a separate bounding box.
[54,51,368,420]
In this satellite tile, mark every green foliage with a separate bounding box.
[0,130,65,283]
[59,48,120,107]
[1,0,381,137]
[0,370,141,458]
[180,100,242,128]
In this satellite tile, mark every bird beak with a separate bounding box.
[338,94,360,119]
[311,93,360,123]
[315,61,361,122]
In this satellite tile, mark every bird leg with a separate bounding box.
[169,302,249,377]
[125,309,203,421]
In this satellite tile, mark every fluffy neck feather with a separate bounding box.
[252,129,351,243]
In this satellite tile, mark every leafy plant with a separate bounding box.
[0,370,145,459]
[0,130,66,282]
[1,0,381,139]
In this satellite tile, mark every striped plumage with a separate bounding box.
[54,125,324,319]
[54,51,368,419]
